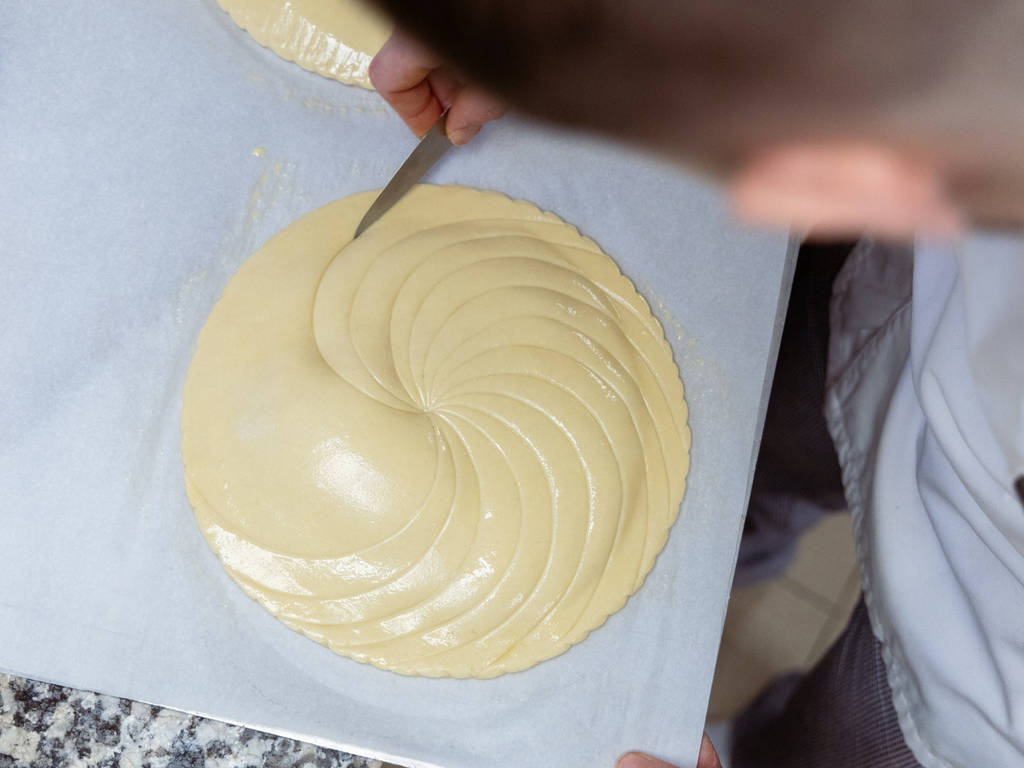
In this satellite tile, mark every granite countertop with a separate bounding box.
[0,674,390,768]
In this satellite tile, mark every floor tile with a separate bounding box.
[707,640,774,720]
[709,580,831,719]
[782,513,857,604]
[805,613,845,667]
[708,513,859,720]
[805,566,863,664]
[723,580,831,667]
[833,564,863,621]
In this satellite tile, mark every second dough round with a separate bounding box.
[216,0,391,89]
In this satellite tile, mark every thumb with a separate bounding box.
[616,734,722,768]
[698,733,724,768]
[616,752,676,768]
[446,85,506,145]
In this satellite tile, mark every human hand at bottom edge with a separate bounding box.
[617,732,723,768]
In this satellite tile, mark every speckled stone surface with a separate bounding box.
[0,673,386,768]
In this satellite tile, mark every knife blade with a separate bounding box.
[353,113,452,239]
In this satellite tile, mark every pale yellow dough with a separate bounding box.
[217,0,391,89]
[182,185,690,677]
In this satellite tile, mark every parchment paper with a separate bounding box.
[0,2,796,766]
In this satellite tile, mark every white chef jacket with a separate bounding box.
[823,235,1024,768]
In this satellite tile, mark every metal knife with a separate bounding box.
[353,113,452,238]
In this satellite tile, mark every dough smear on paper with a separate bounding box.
[181,184,690,677]
[216,0,391,89]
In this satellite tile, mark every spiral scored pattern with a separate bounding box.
[182,185,690,678]
[216,0,390,89]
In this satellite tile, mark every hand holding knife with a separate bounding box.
[353,113,453,239]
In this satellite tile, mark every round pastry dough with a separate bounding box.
[217,0,391,89]
[182,185,690,677]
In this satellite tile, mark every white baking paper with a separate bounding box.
[0,2,796,766]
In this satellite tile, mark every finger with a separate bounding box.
[698,733,723,768]
[369,31,444,137]
[615,751,677,768]
[446,85,507,146]
[426,67,463,111]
